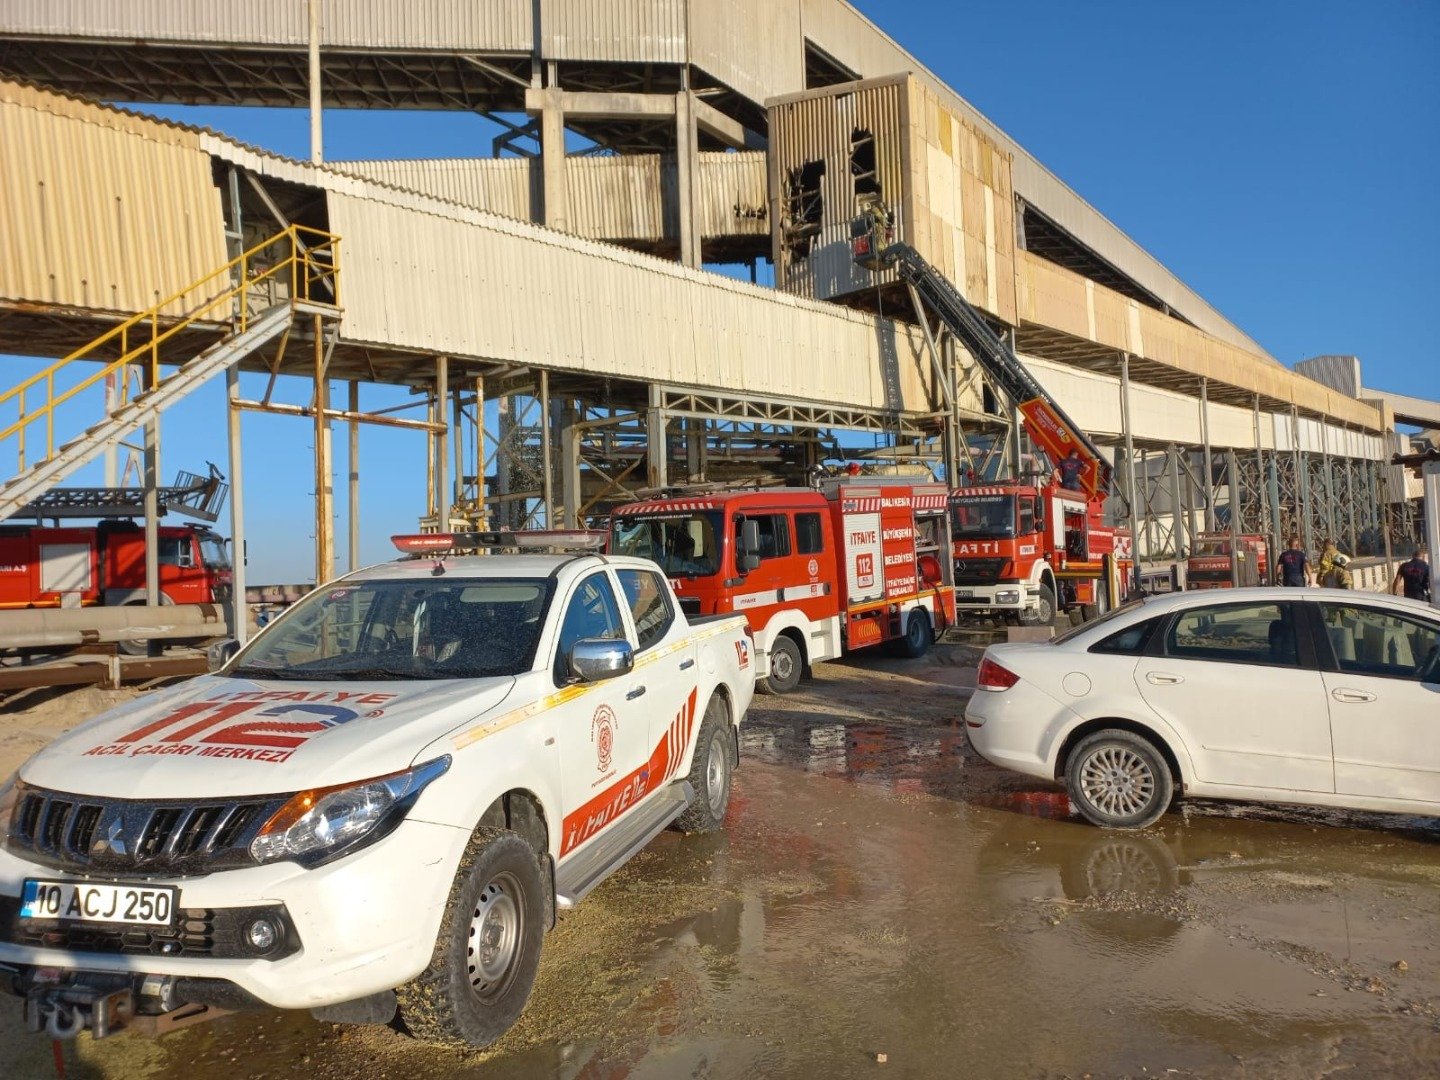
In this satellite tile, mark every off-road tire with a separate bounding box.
[395,828,546,1048]
[894,609,932,659]
[757,635,802,695]
[1065,730,1174,830]
[1019,584,1057,628]
[673,695,735,833]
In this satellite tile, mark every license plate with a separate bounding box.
[955,590,975,599]
[21,879,176,927]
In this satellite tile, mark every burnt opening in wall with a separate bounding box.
[782,159,826,261]
[850,128,880,201]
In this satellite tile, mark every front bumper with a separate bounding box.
[952,583,1029,612]
[0,818,465,1011]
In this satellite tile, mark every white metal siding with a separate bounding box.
[689,0,804,104]
[699,152,768,238]
[332,158,538,222]
[540,0,685,62]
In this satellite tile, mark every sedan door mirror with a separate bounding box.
[569,638,634,683]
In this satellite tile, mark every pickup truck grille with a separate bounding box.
[7,786,282,876]
[0,897,301,960]
[952,558,1007,586]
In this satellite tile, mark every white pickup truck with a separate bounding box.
[0,535,754,1047]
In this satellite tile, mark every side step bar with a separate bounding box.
[554,780,693,910]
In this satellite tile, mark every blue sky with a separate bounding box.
[19,1,1435,583]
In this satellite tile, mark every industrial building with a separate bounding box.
[0,0,1423,644]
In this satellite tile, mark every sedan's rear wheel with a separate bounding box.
[1065,730,1174,829]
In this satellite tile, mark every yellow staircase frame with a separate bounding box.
[0,225,341,472]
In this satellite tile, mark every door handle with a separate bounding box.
[1146,672,1184,685]
[1331,687,1376,703]
[626,686,647,700]
[679,658,695,671]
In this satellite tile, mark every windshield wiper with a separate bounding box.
[226,665,312,681]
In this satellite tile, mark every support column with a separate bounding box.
[307,0,323,164]
[1227,450,1243,588]
[475,376,488,529]
[1199,378,1216,532]
[1252,395,1268,543]
[539,81,568,232]
[347,381,360,572]
[1291,407,1312,556]
[539,369,553,525]
[435,356,449,526]
[227,368,248,644]
[561,418,582,528]
[313,316,333,583]
[1167,446,1185,559]
[676,89,701,268]
[1423,462,1440,610]
[143,416,160,610]
[647,385,668,490]
[1119,354,1141,592]
[1267,453,1283,550]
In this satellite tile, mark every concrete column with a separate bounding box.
[1119,354,1141,593]
[1167,446,1185,558]
[539,369,553,526]
[1252,395,1268,542]
[227,368,248,644]
[676,90,701,268]
[1199,378,1216,532]
[313,316,333,583]
[475,376,488,529]
[347,381,360,572]
[143,416,160,611]
[307,0,322,164]
[540,91,568,232]
[561,419,582,528]
[1423,462,1440,610]
[435,355,449,525]
[647,385,668,490]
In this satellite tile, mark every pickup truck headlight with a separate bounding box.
[250,756,450,867]
[0,774,19,834]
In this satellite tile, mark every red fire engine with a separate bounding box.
[0,522,232,610]
[611,479,956,693]
[1185,533,1270,590]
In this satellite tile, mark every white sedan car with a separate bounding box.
[965,588,1440,829]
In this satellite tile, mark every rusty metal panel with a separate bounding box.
[540,0,685,63]
[324,187,929,414]
[689,0,804,103]
[0,81,227,318]
[0,0,533,50]
[698,152,769,239]
[331,158,538,222]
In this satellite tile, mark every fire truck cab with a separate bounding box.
[949,481,1131,626]
[611,480,956,693]
[1185,533,1270,590]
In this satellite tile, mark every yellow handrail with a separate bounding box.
[0,225,340,471]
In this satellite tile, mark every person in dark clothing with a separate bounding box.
[1393,549,1432,602]
[1276,535,1311,587]
[1055,450,1086,492]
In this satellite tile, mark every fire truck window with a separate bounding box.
[746,515,791,560]
[951,495,1016,538]
[157,536,193,567]
[1018,498,1036,536]
[554,573,625,684]
[611,514,719,577]
[796,513,825,555]
[618,569,674,652]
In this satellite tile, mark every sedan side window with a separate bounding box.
[553,573,624,685]
[1317,603,1440,682]
[1165,602,1299,667]
[1090,616,1163,656]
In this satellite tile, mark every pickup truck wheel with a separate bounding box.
[396,828,545,1048]
[673,695,735,833]
[757,635,802,695]
[1064,731,1174,830]
[894,610,932,658]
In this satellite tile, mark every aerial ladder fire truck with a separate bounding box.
[851,205,1132,625]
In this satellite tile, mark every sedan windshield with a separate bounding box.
[230,577,551,681]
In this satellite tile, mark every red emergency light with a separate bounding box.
[391,531,607,556]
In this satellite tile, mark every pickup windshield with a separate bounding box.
[950,494,1016,539]
[229,577,552,681]
[610,512,723,578]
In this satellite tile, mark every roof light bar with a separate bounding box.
[391,531,607,556]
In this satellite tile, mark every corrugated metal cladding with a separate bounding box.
[1295,355,1362,398]
[767,75,1015,324]
[689,0,805,109]
[565,155,669,240]
[768,76,906,303]
[324,191,930,414]
[333,158,538,223]
[0,0,533,51]
[698,152,768,238]
[798,0,911,90]
[0,80,227,319]
[540,0,684,62]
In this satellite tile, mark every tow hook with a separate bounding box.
[24,983,135,1040]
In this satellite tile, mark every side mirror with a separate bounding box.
[207,638,240,672]
[569,638,634,683]
[737,519,761,574]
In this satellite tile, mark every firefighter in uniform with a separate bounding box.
[1276,536,1312,587]
[1393,548,1432,602]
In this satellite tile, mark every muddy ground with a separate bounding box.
[2,644,1439,1079]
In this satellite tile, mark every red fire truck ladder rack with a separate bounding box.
[15,467,230,523]
[851,208,1113,494]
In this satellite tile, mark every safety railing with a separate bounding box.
[0,226,340,473]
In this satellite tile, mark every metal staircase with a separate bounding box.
[851,207,1113,493]
[0,227,340,522]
